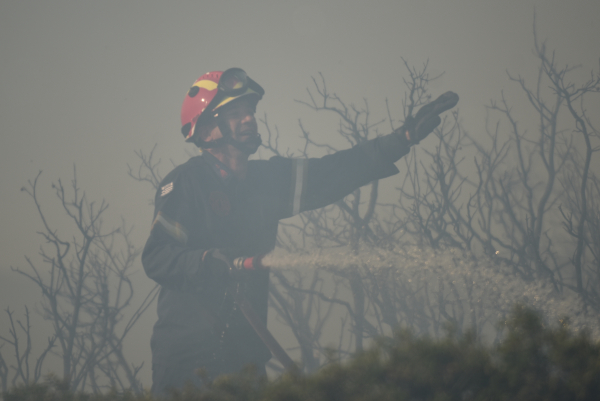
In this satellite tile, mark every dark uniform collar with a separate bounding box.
[201,151,235,184]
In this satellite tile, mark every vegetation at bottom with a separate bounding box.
[3,305,600,401]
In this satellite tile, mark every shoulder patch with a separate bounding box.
[161,182,174,197]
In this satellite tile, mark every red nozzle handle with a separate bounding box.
[233,255,266,270]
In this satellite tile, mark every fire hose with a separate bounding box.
[203,252,296,372]
[231,256,296,371]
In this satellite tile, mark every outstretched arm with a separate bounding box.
[273,91,459,219]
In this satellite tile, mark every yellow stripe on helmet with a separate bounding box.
[193,80,218,91]
[214,88,261,110]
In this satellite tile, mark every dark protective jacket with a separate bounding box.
[142,134,410,372]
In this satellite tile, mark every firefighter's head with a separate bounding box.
[180,68,264,154]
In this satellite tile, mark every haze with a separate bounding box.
[1,0,598,388]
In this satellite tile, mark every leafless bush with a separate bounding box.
[0,169,158,393]
[262,26,599,371]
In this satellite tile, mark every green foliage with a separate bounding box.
[4,306,599,401]
[493,305,600,400]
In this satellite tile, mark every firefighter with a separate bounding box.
[142,68,458,394]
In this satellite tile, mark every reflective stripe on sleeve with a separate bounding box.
[152,211,189,244]
[291,159,308,215]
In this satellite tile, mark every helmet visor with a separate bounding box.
[218,68,250,96]
[217,68,264,98]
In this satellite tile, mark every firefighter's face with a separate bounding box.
[219,97,259,143]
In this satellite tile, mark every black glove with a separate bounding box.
[203,248,265,281]
[403,91,459,144]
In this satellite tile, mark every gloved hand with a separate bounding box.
[203,248,266,281]
[403,91,459,144]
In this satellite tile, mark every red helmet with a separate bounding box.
[180,68,264,144]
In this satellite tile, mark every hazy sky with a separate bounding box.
[1,0,598,386]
